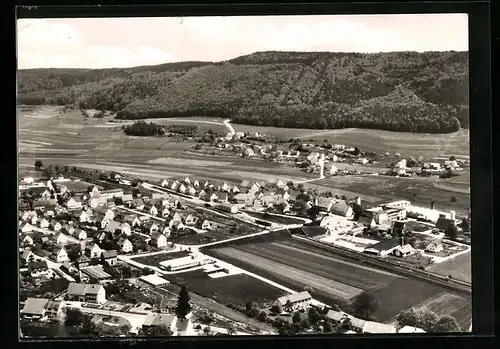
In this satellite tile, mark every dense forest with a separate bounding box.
[17,51,469,133]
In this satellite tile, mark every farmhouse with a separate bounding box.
[276,291,312,311]
[67,282,106,304]
[330,200,354,219]
[363,238,402,257]
[315,197,334,212]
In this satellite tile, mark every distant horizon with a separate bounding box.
[17,15,468,69]
[17,49,469,71]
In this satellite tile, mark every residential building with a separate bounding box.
[38,218,50,229]
[49,246,69,263]
[65,197,83,210]
[20,298,50,320]
[45,300,65,320]
[28,260,51,278]
[97,189,123,200]
[85,242,102,259]
[67,283,106,304]
[275,291,312,311]
[19,222,33,233]
[49,220,62,232]
[72,228,87,240]
[142,221,159,235]
[425,241,444,253]
[150,232,167,249]
[217,203,239,214]
[363,238,402,257]
[184,215,198,226]
[117,237,133,253]
[330,201,354,219]
[123,214,141,227]
[93,207,115,221]
[101,250,118,266]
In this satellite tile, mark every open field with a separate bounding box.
[404,220,434,233]
[427,251,471,283]
[204,236,401,302]
[130,251,191,267]
[413,292,472,330]
[373,276,471,327]
[203,233,470,326]
[164,269,287,307]
[314,174,470,216]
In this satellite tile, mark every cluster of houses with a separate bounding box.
[272,291,425,334]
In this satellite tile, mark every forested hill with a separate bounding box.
[18,51,469,133]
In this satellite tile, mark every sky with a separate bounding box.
[17,14,468,69]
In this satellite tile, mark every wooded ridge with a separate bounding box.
[17,51,469,133]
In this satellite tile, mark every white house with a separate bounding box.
[425,241,444,253]
[67,283,106,304]
[117,237,133,253]
[20,222,34,233]
[65,198,83,210]
[276,291,312,311]
[38,218,50,229]
[178,184,188,194]
[161,179,169,188]
[193,180,200,188]
[50,246,69,263]
[49,220,62,232]
[93,207,115,221]
[150,232,167,249]
[184,215,198,226]
[85,242,102,259]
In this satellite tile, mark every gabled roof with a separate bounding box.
[240,180,251,188]
[365,238,401,252]
[358,215,375,226]
[67,282,104,296]
[277,291,312,306]
[143,312,176,327]
[102,250,118,259]
[121,194,134,202]
[104,220,121,233]
[21,298,50,315]
[316,197,333,209]
[330,201,351,216]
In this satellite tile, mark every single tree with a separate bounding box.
[245,301,257,312]
[397,308,420,328]
[450,195,458,203]
[300,318,311,330]
[352,291,379,320]
[258,311,267,322]
[307,307,321,325]
[353,147,361,156]
[461,218,470,232]
[431,315,461,333]
[270,304,282,314]
[323,320,333,333]
[34,160,43,169]
[445,224,459,240]
[202,326,211,336]
[64,308,84,327]
[292,311,302,324]
[418,309,440,332]
[351,203,364,221]
[227,325,237,335]
[449,155,457,161]
[175,286,191,319]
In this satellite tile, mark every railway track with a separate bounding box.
[293,235,471,295]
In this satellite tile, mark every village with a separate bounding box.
[19,161,472,337]
[189,130,469,179]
